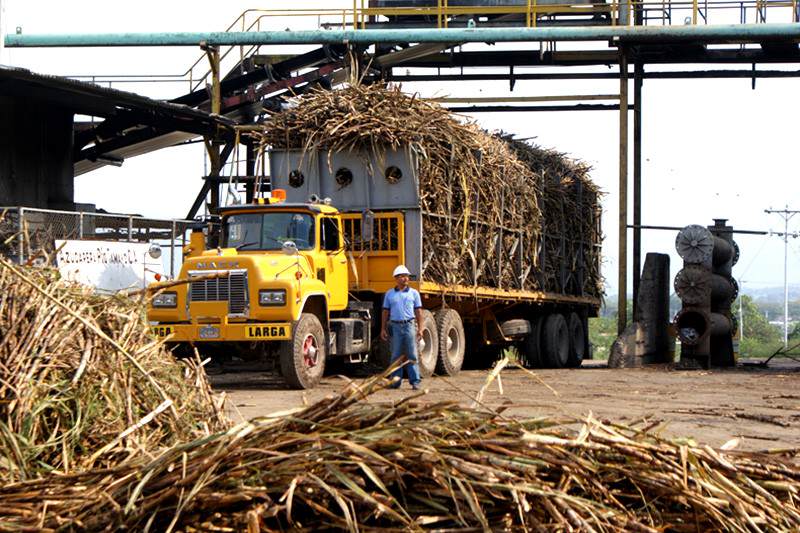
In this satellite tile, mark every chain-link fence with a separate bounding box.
[0,207,195,278]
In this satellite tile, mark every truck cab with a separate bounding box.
[148,193,372,389]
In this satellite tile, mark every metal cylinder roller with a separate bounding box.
[675,225,714,264]
[710,274,736,306]
[711,237,733,267]
[674,265,711,305]
[709,313,732,336]
[674,307,709,345]
[674,308,732,344]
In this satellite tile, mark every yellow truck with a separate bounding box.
[149,148,601,389]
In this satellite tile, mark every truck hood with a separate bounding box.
[183,251,314,281]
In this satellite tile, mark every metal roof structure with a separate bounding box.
[0,66,236,176]
[4,2,800,330]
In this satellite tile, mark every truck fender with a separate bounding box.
[296,292,327,322]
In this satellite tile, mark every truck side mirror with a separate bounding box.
[361,210,374,242]
[282,240,299,255]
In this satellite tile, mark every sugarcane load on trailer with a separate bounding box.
[148,85,603,389]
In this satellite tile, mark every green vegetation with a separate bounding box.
[735,294,784,358]
[589,316,616,360]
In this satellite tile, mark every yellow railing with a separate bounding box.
[178,0,797,94]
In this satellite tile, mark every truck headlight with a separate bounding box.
[152,291,177,308]
[259,289,286,306]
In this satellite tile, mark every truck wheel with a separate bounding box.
[566,312,586,368]
[418,310,439,378]
[369,341,392,372]
[279,313,326,389]
[519,316,543,368]
[500,319,531,338]
[435,308,465,376]
[542,314,569,369]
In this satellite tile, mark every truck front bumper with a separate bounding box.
[151,322,292,342]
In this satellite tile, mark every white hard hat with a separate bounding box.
[392,265,411,277]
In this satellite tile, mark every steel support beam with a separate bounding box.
[618,49,629,335]
[7,24,800,47]
[632,61,644,318]
[445,103,632,112]
[387,69,800,82]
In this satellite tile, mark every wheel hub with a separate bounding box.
[302,334,318,368]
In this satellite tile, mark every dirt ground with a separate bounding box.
[210,358,800,452]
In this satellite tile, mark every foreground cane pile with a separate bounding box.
[2,368,799,530]
[1,263,799,533]
[262,84,602,297]
[0,257,227,482]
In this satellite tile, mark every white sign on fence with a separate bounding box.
[55,240,165,292]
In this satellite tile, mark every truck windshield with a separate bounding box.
[223,212,315,251]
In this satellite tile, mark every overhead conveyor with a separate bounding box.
[4,1,800,334]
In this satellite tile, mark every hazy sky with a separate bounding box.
[2,0,799,296]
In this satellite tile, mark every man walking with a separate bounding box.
[380,265,423,390]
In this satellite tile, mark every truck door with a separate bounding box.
[321,216,348,311]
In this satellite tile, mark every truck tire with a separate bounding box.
[542,313,569,369]
[279,313,326,389]
[418,309,439,378]
[435,308,465,376]
[500,319,531,338]
[369,341,392,372]
[519,316,543,368]
[566,312,586,368]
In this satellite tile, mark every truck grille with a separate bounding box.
[188,270,249,315]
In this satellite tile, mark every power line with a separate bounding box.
[765,206,800,347]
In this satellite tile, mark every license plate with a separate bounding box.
[245,323,291,340]
[151,325,173,339]
[199,325,220,339]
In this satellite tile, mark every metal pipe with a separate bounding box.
[445,103,632,112]
[618,48,629,335]
[429,94,620,103]
[632,61,643,318]
[17,206,24,264]
[388,70,800,82]
[627,223,768,235]
[7,24,800,47]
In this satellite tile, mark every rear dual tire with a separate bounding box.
[520,312,585,369]
[435,308,465,376]
[372,308,467,378]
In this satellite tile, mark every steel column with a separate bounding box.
[618,49,629,335]
[632,61,643,317]
[0,0,6,64]
[245,143,256,203]
[205,44,222,213]
[17,206,24,264]
[7,24,800,47]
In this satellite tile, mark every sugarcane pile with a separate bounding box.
[0,256,227,483]
[262,84,543,290]
[505,136,604,298]
[1,257,799,530]
[2,369,799,531]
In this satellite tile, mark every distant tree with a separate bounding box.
[736,295,781,344]
[789,321,800,341]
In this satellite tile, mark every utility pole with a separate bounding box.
[765,206,800,347]
[738,278,745,345]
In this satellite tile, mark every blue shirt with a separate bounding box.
[383,286,422,321]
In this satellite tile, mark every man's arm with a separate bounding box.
[381,308,390,341]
